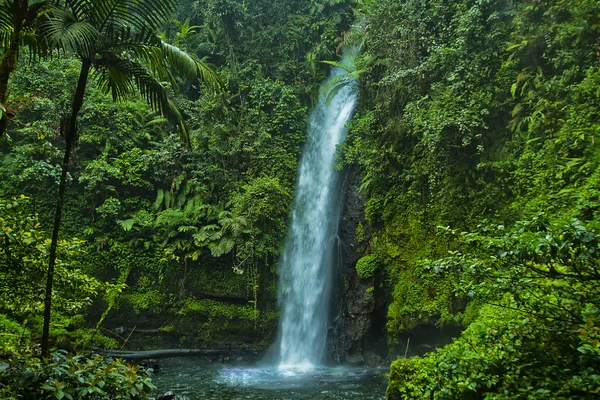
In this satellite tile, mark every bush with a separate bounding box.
[0,351,155,400]
[0,314,27,350]
[387,356,435,400]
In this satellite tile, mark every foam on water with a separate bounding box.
[151,358,387,399]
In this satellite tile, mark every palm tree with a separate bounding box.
[0,0,50,137]
[40,0,223,356]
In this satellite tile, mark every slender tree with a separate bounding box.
[40,0,223,356]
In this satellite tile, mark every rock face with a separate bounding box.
[329,167,378,364]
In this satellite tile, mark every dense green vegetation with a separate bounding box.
[1,0,600,398]
[1,0,353,344]
[345,0,600,397]
[1,0,354,396]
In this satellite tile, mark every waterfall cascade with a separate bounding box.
[276,50,358,368]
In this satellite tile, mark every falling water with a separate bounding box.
[276,49,358,368]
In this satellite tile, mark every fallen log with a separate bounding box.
[102,349,224,361]
[101,349,230,360]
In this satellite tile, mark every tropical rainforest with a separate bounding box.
[0,0,599,398]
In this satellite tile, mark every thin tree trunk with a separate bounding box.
[41,58,92,357]
[0,0,28,137]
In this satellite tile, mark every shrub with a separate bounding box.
[387,356,435,400]
[0,351,155,400]
[0,314,27,350]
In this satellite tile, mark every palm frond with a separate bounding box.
[115,39,224,92]
[0,1,52,51]
[66,0,176,33]
[117,42,177,87]
[26,1,52,26]
[0,6,12,49]
[159,40,224,91]
[320,73,359,104]
[322,81,349,105]
[94,53,190,145]
[94,53,167,109]
[40,7,101,57]
[0,1,13,37]
[166,97,189,145]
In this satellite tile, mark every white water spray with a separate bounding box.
[276,50,358,368]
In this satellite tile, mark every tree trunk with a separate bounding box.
[0,0,29,137]
[41,58,92,357]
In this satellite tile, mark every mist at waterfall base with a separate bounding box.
[153,358,387,400]
[152,52,387,398]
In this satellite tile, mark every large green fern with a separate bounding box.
[319,59,363,105]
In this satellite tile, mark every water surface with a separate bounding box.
[152,358,387,400]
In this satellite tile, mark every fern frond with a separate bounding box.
[321,60,354,74]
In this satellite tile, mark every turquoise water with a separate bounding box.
[152,358,388,400]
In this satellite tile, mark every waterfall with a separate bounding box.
[276,50,358,368]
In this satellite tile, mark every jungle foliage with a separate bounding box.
[0,0,355,396]
[0,0,355,353]
[2,0,600,397]
[1,351,155,400]
[341,0,600,397]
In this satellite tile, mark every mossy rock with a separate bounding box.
[356,254,379,279]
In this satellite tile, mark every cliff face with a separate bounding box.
[329,167,383,365]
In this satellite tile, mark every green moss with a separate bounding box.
[71,328,120,350]
[187,264,250,299]
[356,254,379,279]
[123,290,166,314]
[179,298,259,321]
[172,297,279,345]
[356,221,365,243]
[455,299,482,326]
[158,324,175,333]
[386,269,457,335]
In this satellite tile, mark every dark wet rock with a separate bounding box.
[342,275,375,363]
[364,351,382,366]
[345,352,364,365]
[156,392,190,400]
[56,338,74,353]
[330,167,382,364]
[452,296,468,314]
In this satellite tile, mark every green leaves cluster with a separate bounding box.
[348,0,600,335]
[0,351,155,400]
[388,218,600,399]
[0,195,123,350]
[0,196,110,318]
[340,0,600,395]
